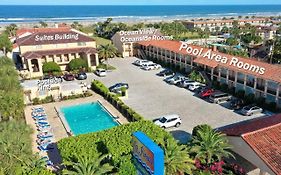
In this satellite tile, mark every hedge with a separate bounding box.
[57,120,173,175]
[42,61,61,73]
[91,80,144,121]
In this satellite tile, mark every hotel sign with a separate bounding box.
[37,77,63,91]
[119,29,172,42]
[35,33,79,42]
[179,42,265,75]
[132,131,164,175]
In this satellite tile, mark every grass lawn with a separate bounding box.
[93,36,112,46]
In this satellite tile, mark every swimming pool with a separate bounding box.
[60,102,119,135]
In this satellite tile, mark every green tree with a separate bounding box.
[42,61,61,74]
[98,44,117,69]
[0,33,12,56]
[21,155,53,175]
[226,38,239,46]
[160,137,194,175]
[63,154,114,175]
[190,125,233,165]
[221,26,229,34]
[68,58,88,71]
[0,57,24,120]
[39,21,48,28]
[0,121,32,174]
[5,24,18,37]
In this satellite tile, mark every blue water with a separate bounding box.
[60,102,119,135]
[0,5,281,23]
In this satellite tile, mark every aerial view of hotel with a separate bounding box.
[0,1,280,175]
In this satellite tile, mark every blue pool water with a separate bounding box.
[60,102,119,135]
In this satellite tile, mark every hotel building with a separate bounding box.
[136,40,281,107]
[182,18,269,30]
[13,26,99,78]
[111,28,166,57]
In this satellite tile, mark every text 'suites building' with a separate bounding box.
[136,40,281,107]
[14,26,99,78]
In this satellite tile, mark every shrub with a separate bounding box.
[68,58,88,71]
[189,70,206,84]
[255,97,265,106]
[220,83,228,93]
[192,124,212,137]
[244,93,255,104]
[42,61,61,73]
[57,121,173,175]
[96,63,116,70]
[91,80,143,122]
[236,90,245,99]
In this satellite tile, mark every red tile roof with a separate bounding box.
[21,47,97,59]
[220,114,281,175]
[16,27,71,37]
[137,40,281,83]
[16,30,94,46]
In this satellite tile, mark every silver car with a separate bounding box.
[240,105,263,116]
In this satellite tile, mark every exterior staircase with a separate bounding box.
[199,70,212,86]
[137,49,147,60]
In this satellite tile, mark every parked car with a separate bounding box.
[109,83,129,92]
[195,86,208,94]
[76,72,87,80]
[199,88,215,98]
[95,69,107,77]
[240,105,263,116]
[209,92,232,104]
[189,83,204,91]
[229,98,245,110]
[63,73,75,81]
[157,69,175,77]
[168,76,187,85]
[153,114,181,129]
[133,59,153,66]
[177,80,200,88]
[141,63,161,71]
[164,75,176,82]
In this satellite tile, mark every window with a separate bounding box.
[78,42,86,46]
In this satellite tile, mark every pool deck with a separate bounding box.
[24,93,129,165]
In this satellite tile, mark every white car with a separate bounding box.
[154,114,182,129]
[133,59,153,66]
[168,76,187,85]
[188,82,202,91]
[141,63,161,71]
[95,69,107,77]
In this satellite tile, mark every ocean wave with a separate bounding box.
[0,11,281,24]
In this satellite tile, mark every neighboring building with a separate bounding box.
[256,26,277,41]
[14,27,99,78]
[220,114,281,175]
[111,28,169,57]
[136,40,281,107]
[182,18,269,30]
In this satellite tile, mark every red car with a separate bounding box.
[199,88,215,98]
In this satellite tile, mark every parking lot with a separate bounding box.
[82,57,271,142]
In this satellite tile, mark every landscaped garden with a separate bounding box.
[58,121,245,175]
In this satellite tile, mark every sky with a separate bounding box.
[0,0,281,5]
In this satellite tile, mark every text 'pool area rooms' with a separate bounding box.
[60,101,120,135]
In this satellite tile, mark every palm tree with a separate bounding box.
[190,125,234,165]
[98,44,117,69]
[63,154,114,175]
[20,155,47,174]
[160,137,195,175]
[5,24,17,37]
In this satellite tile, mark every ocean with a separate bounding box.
[0,5,281,23]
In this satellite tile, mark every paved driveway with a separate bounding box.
[81,57,271,142]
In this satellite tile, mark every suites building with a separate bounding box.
[182,18,269,30]
[136,40,281,107]
[13,26,99,78]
